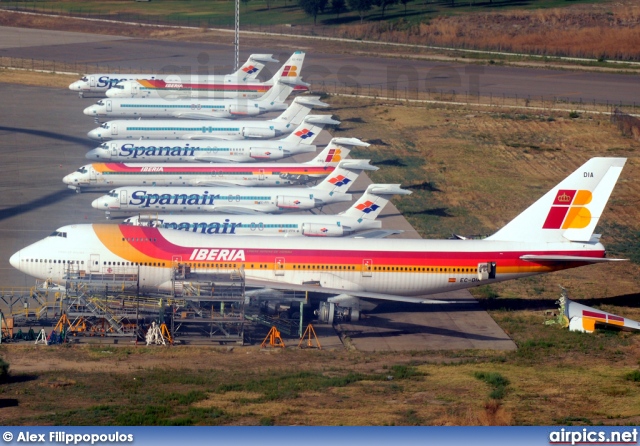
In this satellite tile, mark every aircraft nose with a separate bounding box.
[85,149,101,160]
[9,251,20,270]
[68,82,80,91]
[105,89,117,98]
[91,198,101,209]
[87,129,101,140]
[62,174,71,185]
[83,106,96,116]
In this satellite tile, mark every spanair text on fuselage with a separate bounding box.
[92,186,350,215]
[86,141,314,163]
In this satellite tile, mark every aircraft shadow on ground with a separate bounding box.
[404,207,452,217]
[479,293,640,312]
[0,190,76,223]
[343,303,507,342]
[0,126,90,146]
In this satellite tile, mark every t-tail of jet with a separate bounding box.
[274,96,328,127]
[256,81,295,106]
[282,115,339,146]
[343,184,411,221]
[486,157,626,244]
[304,137,369,167]
[266,51,308,88]
[234,54,279,81]
[312,160,378,194]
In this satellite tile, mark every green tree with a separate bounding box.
[399,0,412,15]
[298,0,329,24]
[347,0,372,23]
[373,0,398,18]
[331,0,347,18]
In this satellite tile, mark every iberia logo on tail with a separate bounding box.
[324,148,342,163]
[282,65,298,77]
[356,201,380,214]
[543,189,592,229]
[242,65,258,74]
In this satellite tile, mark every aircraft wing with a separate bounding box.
[520,254,627,263]
[349,229,404,239]
[244,277,474,304]
[193,156,233,163]
[193,180,239,187]
[183,135,230,141]
[209,206,267,215]
[175,113,230,120]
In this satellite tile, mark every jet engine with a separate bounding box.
[249,148,284,160]
[302,223,344,237]
[276,196,317,210]
[242,128,277,139]
[229,104,261,116]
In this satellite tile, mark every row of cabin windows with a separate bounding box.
[103,171,288,176]
[25,259,84,264]
[372,266,478,273]
[125,127,241,132]
[121,104,225,109]
[122,238,157,242]
[103,261,166,267]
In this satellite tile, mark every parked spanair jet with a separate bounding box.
[10,158,627,320]
[83,81,296,121]
[64,137,366,191]
[105,51,308,100]
[123,184,410,239]
[85,116,334,163]
[90,160,377,217]
[68,54,279,97]
[86,96,327,141]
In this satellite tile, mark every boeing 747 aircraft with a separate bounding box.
[90,160,377,216]
[105,52,308,100]
[68,53,278,96]
[85,116,334,163]
[64,138,367,190]
[10,158,627,321]
[124,184,409,238]
[87,96,328,141]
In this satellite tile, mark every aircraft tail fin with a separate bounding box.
[266,51,306,86]
[274,96,328,127]
[281,115,339,145]
[257,81,295,104]
[312,160,378,194]
[234,54,279,80]
[486,157,626,243]
[305,137,369,166]
[343,184,411,220]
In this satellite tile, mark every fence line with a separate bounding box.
[1,56,637,115]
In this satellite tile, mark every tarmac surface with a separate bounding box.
[0,26,521,350]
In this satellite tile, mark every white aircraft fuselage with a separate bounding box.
[83,98,287,119]
[86,140,316,163]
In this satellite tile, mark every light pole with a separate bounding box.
[235,0,240,71]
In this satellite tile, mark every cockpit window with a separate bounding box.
[96,100,104,106]
[76,166,88,174]
[99,143,108,149]
[108,190,118,197]
[81,76,88,82]
[113,85,124,90]
[48,231,67,238]
[100,123,108,129]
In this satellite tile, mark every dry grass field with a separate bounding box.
[1,73,639,426]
